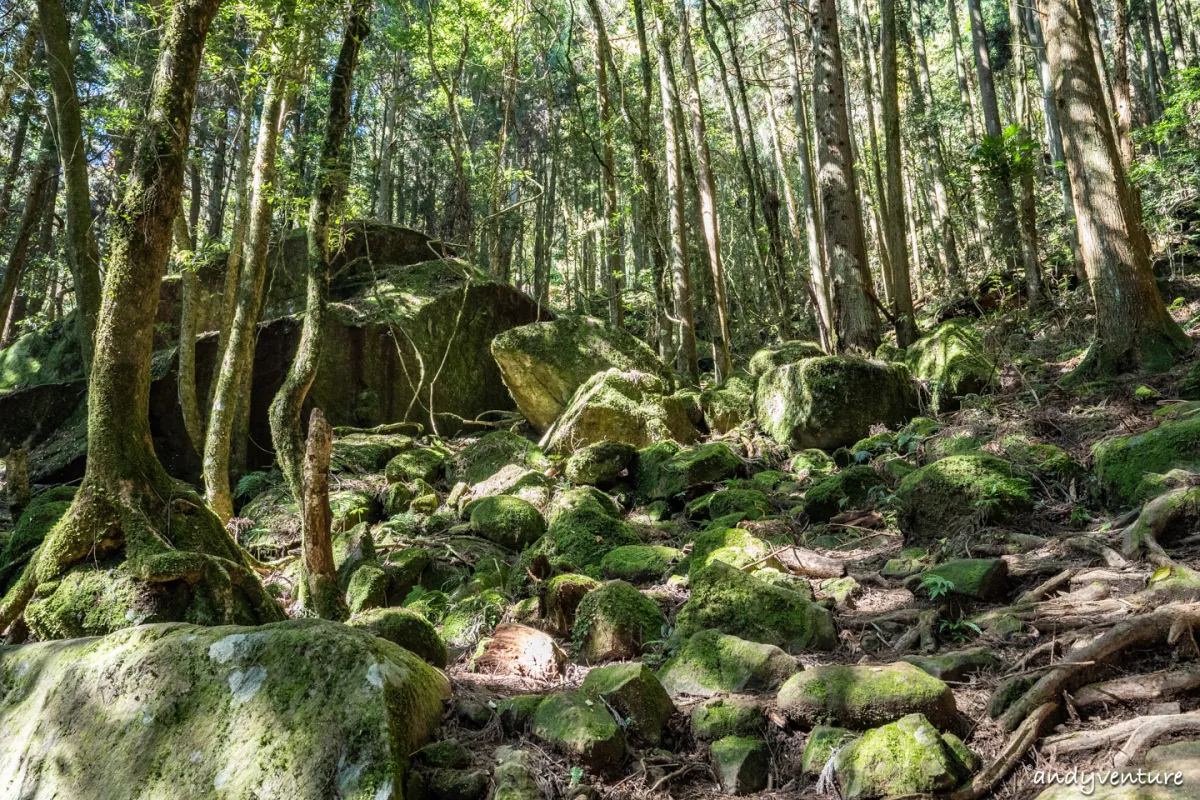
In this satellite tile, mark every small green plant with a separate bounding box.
[939,616,983,642]
[234,470,281,502]
[919,573,956,600]
[569,767,584,786]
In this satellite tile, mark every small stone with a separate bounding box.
[918,558,1009,601]
[345,564,389,614]
[902,647,1000,682]
[600,545,683,584]
[469,495,546,550]
[348,607,448,668]
[833,713,970,799]
[691,697,766,740]
[414,739,471,769]
[565,440,637,487]
[572,581,666,662]
[497,695,544,734]
[802,726,854,775]
[710,736,771,795]
[493,747,542,800]
[543,574,599,636]
[386,448,447,484]
[941,732,981,773]
[427,768,489,800]
[455,699,495,728]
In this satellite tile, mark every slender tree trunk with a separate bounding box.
[205,106,230,242]
[655,5,700,382]
[1138,0,1164,117]
[583,0,623,327]
[0,130,57,346]
[812,0,880,353]
[1042,0,1188,377]
[300,408,346,620]
[37,0,102,374]
[1148,0,1173,77]
[0,21,39,123]
[880,0,919,345]
[677,0,732,379]
[1010,0,1044,305]
[270,0,370,503]
[1164,0,1188,67]
[173,206,205,456]
[204,36,291,522]
[1113,0,1138,168]
[0,94,34,228]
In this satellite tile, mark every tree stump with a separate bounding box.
[302,409,348,620]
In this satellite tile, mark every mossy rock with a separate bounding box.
[0,619,449,799]
[239,484,302,554]
[334,523,378,589]
[789,449,837,483]
[492,746,541,800]
[833,713,971,799]
[331,432,414,474]
[346,564,390,614]
[564,440,637,487]
[802,726,855,774]
[491,315,673,433]
[778,662,958,730]
[469,495,546,551]
[918,558,1009,600]
[710,735,770,795]
[691,697,766,740]
[600,545,682,584]
[901,646,1000,682]
[700,373,756,434]
[384,483,414,516]
[903,417,941,437]
[413,738,471,770]
[748,340,824,376]
[1179,362,1200,401]
[572,580,666,662]
[942,732,982,773]
[637,441,742,501]
[895,454,1032,539]
[581,662,676,745]
[755,356,916,450]
[457,465,553,514]
[385,448,447,484]
[24,565,153,640]
[685,489,770,521]
[1003,439,1085,483]
[543,573,600,635]
[803,465,886,522]
[849,432,899,461]
[904,319,994,413]
[440,589,507,648]
[674,560,837,653]
[449,431,549,486]
[925,431,987,462]
[348,607,450,668]
[497,695,545,733]
[687,528,781,577]
[1092,408,1200,506]
[531,690,627,770]
[329,488,380,534]
[523,494,640,577]
[547,485,621,523]
[543,369,700,453]
[0,486,74,595]
[658,630,798,697]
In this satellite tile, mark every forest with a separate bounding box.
[0,0,1199,792]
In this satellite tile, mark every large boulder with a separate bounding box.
[580,663,676,745]
[0,620,449,799]
[833,714,971,799]
[658,630,798,697]
[673,561,838,653]
[895,454,1032,539]
[755,356,916,450]
[531,691,626,770]
[491,315,672,433]
[541,369,700,453]
[448,430,549,487]
[572,580,666,662]
[778,662,958,729]
[748,341,824,376]
[636,441,743,501]
[904,319,994,413]
[1092,406,1200,506]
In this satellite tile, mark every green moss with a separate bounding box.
[833,713,970,799]
[779,662,957,730]
[547,485,620,523]
[345,565,390,614]
[904,320,994,413]
[1092,409,1200,506]
[440,589,507,648]
[520,493,639,581]
[24,565,145,639]
[658,629,798,697]
[599,545,682,584]
[543,369,700,453]
[531,690,627,769]
[896,454,1032,539]
[789,449,836,483]
[699,373,756,433]
[637,441,743,501]
[497,695,545,732]
[0,487,74,594]
[691,697,766,739]
[685,489,770,521]
[803,465,886,522]
[710,735,770,795]
[572,580,666,662]
[330,433,413,474]
[0,312,85,391]
[674,560,837,653]
[580,662,675,745]
[687,528,781,576]
[748,340,824,376]
[802,726,855,774]
[564,440,637,487]
[469,495,546,550]
[449,431,549,486]
[348,607,450,668]
[925,431,987,461]
[1179,362,1200,400]
[903,417,941,437]
[1003,440,1084,482]
[385,448,447,484]
[920,558,1009,600]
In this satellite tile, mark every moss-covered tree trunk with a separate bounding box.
[0,128,57,344]
[0,0,281,636]
[174,207,205,455]
[1043,0,1189,378]
[269,0,371,502]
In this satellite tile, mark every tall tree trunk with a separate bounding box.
[1163,0,1188,68]
[0,0,281,635]
[880,0,919,345]
[0,21,39,123]
[677,0,732,379]
[1010,0,1044,305]
[269,2,369,620]
[0,93,33,227]
[1138,0,1164,118]
[948,0,994,260]
[37,0,102,374]
[1042,0,1188,377]
[812,0,880,353]
[655,5,700,382]
[173,205,205,456]
[205,106,230,242]
[1148,0,1173,77]
[204,32,292,522]
[583,0,623,326]
[1113,0,1138,168]
[0,129,57,346]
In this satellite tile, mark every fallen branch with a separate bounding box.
[1016,569,1075,605]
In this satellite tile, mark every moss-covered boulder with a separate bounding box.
[439,589,507,649]
[0,619,449,799]
[457,465,553,513]
[755,357,916,450]
[346,564,390,614]
[924,431,987,462]
[492,316,673,433]
[543,573,600,635]
[833,713,971,799]
[748,340,824,376]
[895,454,1032,539]
[564,440,637,487]
[0,486,74,595]
[674,561,837,653]
[790,449,837,483]
[710,736,771,795]
[600,545,682,584]
[531,690,627,770]
[637,441,742,501]
[778,662,958,729]
[700,373,756,433]
[348,607,449,668]
[580,662,676,745]
[1092,408,1200,506]
[686,489,770,522]
[919,559,1009,600]
[691,697,766,739]
[331,432,414,474]
[802,726,854,774]
[543,369,700,453]
[448,431,549,486]
[902,647,1000,682]
[687,528,781,576]
[904,319,994,413]
[803,465,886,522]
[385,447,446,484]
[658,630,798,697]
[492,746,541,800]
[525,492,640,575]
[572,580,666,662]
[1003,440,1086,483]
[469,496,546,550]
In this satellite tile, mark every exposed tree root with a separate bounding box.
[951,702,1058,800]
[1073,665,1200,710]
[1044,710,1200,763]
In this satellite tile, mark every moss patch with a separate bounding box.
[777,662,957,730]
[572,580,666,662]
[1092,408,1200,506]
[600,545,682,584]
[657,629,798,697]
[895,454,1032,540]
[803,466,886,522]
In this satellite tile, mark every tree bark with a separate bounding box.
[812,0,880,353]
[1042,0,1189,377]
[174,207,205,456]
[0,94,34,228]
[0,21,39,124]
[0,129,57,347]
[300,408,346,620]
